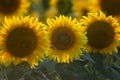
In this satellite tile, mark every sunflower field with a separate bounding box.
[0,0,120,80]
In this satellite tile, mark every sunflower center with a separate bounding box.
[100,0,120,16]
[86,21,114,49]
[6,27,38,57]
[56,0,71,14]
[0,0,20,14]
[51,27,75,50]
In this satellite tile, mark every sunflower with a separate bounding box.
[0,16,48,68]
[49,0,72,15]
[91,0,120,19]
[46,15,87,63]
[0,0,30,20]
[80,11,120,54]
[72,0,96,19]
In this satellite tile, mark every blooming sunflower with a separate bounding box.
[80,11,120,54]
[72,0,94,19]
[46,15,87,63]
[49,0,72,15]
[0,0,30,20]
[0,16,48,68]
[72,0,90,18]
[91,0,120,19]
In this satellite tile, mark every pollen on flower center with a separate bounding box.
[51,27,75,50]
[86,21,114,49]
[0,0,20,14]
[6,27,38,57]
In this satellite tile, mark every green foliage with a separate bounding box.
[1,51,120,80]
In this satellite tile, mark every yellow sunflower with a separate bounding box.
[0,0,30,20]
[72,0,97,19]
[80,11,120,54]
[49,0,72,15]
[91,0,120,19]
[46,15,87,63]
[0,16,48,68]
